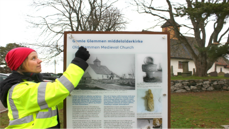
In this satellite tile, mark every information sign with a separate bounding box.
[63,31,171,128]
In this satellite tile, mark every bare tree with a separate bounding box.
[133,0,229,76]
[26,0,127,61]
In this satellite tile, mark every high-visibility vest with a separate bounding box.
[6,63,84,128]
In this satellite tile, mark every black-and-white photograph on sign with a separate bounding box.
[136,54,163,85]
[75,54,135,90]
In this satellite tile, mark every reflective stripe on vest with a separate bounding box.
[9,84,19,119]
[9,108,57,125]
[37,108,57,118]
[37,82,48,109]
[9,115,33,125]
[58,75,74,92]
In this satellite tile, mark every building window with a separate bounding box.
[178,61,182,69]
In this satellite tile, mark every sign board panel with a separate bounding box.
[63,31,171,128]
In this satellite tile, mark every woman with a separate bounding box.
[0,46,90,128]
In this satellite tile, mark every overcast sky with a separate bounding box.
[0,0,157,47]
[0,0,228,73]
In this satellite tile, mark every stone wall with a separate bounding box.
[171,79,229,93]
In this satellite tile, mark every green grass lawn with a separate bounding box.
[1,91,229,128]
[171,91,229,128]
[0,111,8,128]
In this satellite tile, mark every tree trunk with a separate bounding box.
[194,55,208,77]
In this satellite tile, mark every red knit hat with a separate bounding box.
[5,47,35,71]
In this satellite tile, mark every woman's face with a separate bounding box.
[22,52,42,73]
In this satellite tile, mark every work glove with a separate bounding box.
[75,46,90,61]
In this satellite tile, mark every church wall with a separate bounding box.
[171,59,229,75]
[207,63,215,73]
[215,66,229,73]
[171,59,195,75]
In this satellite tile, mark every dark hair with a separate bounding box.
[17,57,28,71]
